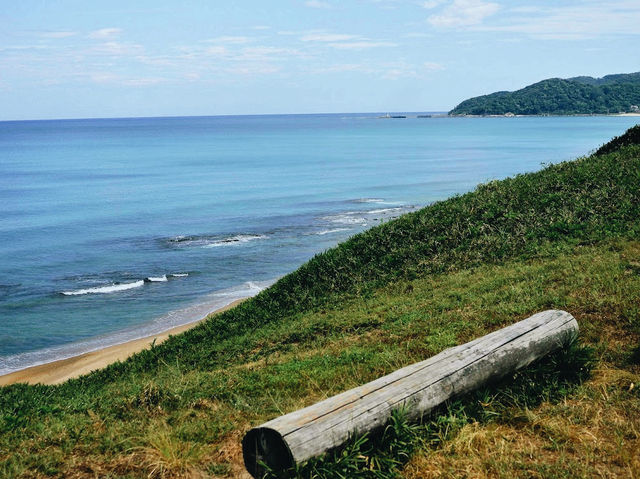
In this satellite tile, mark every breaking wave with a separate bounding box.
[145,275,168,282]
[3,279,277,376]
[61,280,145,296]
[314,228,351,235]
[61,273,188,296]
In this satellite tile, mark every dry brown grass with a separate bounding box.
[207,430,253,479]
[403,367,640,479]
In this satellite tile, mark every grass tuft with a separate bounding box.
[130,425,208,478]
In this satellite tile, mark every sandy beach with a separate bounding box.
[0,299,245,387]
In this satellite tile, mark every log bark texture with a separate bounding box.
[242,309,578,477]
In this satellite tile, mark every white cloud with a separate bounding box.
[92,41,143,56]
[223,65,281,75]
[0,44,50,52]
[88,72,166,86]
[365,0,404,9]
[316,63,374,73]
[136,55,177,67]
[88,28,123,39]
[428,0,500,28]
[424,0,640,38]
[204,36,252,45]
[327,41,398,50]
[381,59,435,80]
[124,77,166,86]
[383,68,417,80]
[173,42,305,66]
[89,72,119,83]
[305,0,333,8]
[40,31,77,39]
[404,32,432,38]
[508,6,541,14]
[301,33,359,42]
[424,61,445,71]
[421,0,446,9]
[315,60,433,80]
[205,46,229,56]
[479,1,640,39]
[238,46,302,60]
[381,59,446,79]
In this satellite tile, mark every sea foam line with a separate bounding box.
[1,279,276,377]
[367,207,404,215]
[62,280,144,296]
[168,233,268,248]
[61,273,188,296]
[145,275,168,282]
[353,198,385,203]
[203,234,268,248]
[314,228,351,235]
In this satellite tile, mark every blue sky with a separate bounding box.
[1,0,639,120]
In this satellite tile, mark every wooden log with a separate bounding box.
[242,309,578,477]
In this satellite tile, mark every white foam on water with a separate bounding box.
[62,280,145,296]
[146,275,168,282]
[321,213,368,225]
[202,234,268,248]
[353,198,385,203]
[315,228,351,235]
[366,207,404,215]
[352,198,404,205]
[0,278,277,376]
[213,280,269,297]
[61,272,189,296]
[167,234,268,248]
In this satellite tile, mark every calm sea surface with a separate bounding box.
[1,113,638,374]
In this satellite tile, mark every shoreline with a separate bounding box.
[448,112,640,118]
[0,298,245,387]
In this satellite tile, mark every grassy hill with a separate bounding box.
[449,72,640,116]
[1,127,640,478]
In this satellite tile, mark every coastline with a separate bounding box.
[0,298,245,387]
[447,112,640,118]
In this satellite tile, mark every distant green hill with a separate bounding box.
[449,72,640,116]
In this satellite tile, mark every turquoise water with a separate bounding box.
[0,113,638,374]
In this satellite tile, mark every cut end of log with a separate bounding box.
[242,427,294,477]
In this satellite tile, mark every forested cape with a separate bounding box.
[449,72,640,116]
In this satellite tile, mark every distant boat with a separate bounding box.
[378,113,406,119]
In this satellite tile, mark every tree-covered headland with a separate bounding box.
[450,72,640,116]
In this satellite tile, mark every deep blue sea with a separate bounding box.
[1,113,638,375]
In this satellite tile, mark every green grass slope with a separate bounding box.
[449,73,640,115]
[596,124,640,155]
[1,127,639,478]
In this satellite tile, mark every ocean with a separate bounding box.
[1,113,638,375]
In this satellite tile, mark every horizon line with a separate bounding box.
[0,110,449,124]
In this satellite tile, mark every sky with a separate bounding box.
[1,0,639,120]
